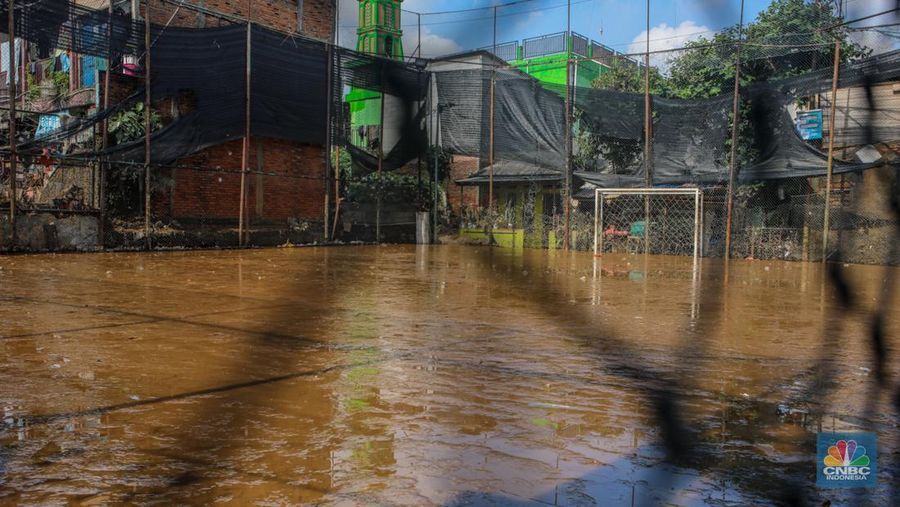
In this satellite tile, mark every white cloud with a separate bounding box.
[403,27,463,58]
[627,20,712,72]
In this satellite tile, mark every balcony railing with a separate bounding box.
[475,32,644,67]
[523,32,567,59]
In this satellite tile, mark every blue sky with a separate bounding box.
[337,0,898,58]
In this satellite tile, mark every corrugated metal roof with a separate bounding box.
[74,0,110,10]
[456,160,562,185]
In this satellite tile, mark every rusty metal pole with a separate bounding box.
[724,0,745,259]
[563,0,572,251]
[822,40,841,262]
[99,0,113,249]
[7,0,17,247]
[332,145,340,238]
[143,0,152,249]
[239,5,252,247]
[488,5,496,242]
[376,66,385,243]
[332,50,342,240]
[324,44,332,241]
[19,40,24,110]
[642,0,651,255]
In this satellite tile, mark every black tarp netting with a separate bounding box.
[101,24,428,168]
[739,84,880,180]
[333,48,429,174]
[3,0,899,186]
[0,0,140,59]
[106,24,332,164]
[435,67,565,176]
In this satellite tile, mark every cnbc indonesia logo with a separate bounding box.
[817,433,877,488]
[823,440,870,479]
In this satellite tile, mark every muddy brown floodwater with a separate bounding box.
[0,245,897,505]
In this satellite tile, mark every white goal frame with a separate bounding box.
[593,187,703,259]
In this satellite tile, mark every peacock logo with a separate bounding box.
[823,439,870,467]
[817,432,876,488]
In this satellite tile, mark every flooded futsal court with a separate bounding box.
[0,245,897,505]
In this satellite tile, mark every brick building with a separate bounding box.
[132,0,336,228]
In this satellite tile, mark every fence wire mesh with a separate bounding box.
[1,1,900,505]
[596,191,700,257]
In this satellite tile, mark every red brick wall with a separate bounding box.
[145,0,334,40]
[136,1,332,224]
[154,137,325,222]
[448,155,480,211]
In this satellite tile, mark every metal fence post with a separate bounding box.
[323,1,337,242]
[239,13,252,247]
[488,5,496,245]
[7,0,17,248]
[376,65,385,243]
[822,40,841,262]
[143,0,152,249]
[642,0,652,255]
[99,1,113,249]
[724,0,745,259]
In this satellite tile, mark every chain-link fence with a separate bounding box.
[595,190,700,257]
[1,0,898,263]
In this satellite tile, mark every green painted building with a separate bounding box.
[454,33,639,248]
[494,31,635,91]
[347,0,404,150]
[355,0,404,59]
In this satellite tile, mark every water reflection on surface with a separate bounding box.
[0,245,896,505]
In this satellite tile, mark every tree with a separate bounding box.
[669,0,865,99]
[591,57,667,95]
[578,0,867,171]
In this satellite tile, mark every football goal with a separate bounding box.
[593,188,703,260]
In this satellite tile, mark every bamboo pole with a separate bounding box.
[143,0,152,249]
[822,40,841,262]
[239,7,251,247]
[724,0,745,259]
[6,0,16,247]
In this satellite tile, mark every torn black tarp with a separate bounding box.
[105,23,331,164]
[739,84,882,180]
[435,68,566,170]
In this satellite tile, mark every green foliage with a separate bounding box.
[574,113,642,173]
[348,171,439,210]
[592,57,667,94]
[581,0,866,171]
[667,29,742,99]
[50,71,69,97]
[108,102,161,145]
[424,145,452,182]
[669,0,863,99]
[25,73,40,102]
[596,0,863,101]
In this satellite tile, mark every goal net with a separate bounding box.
[594,188,703,259]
